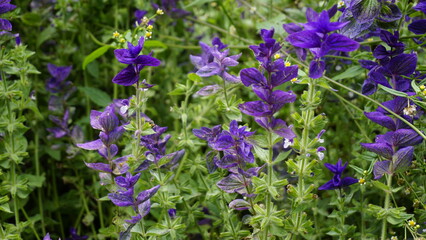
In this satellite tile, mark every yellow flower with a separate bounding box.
[408,220,416,227]
[112,31,120,38]
[119,38,126,43]
[285,61,291,67]
[358,178,366,185]
[274,53,281,59]
[290,78,298,83]
[145,32,152,38]
[156,8,164,15]
[147,25,153,30]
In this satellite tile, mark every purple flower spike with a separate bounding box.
[191,37,241,83]
[318,159,357,190]
[112,37,161,86]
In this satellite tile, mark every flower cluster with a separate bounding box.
[285,7,359,78]
[190,37,241,83]
[239,29,297,142]
[0,1,20,45]
[361,97,423,179]
[360,30,418,95]
[193,120,261,209]
[135,123,185,172]
[108,172,160,224]
[46,64,83,148]
[112,37,161,86]
[77,105,128,177]
[318,159,358,190]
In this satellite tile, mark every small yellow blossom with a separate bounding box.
[358,178,366,185]
[145,32,152,38]
[147,25,153,31]
[290,78,298,83]
[112,31,120,38]
[416,224,421,229]
[390,236,398,240]
[156,8,164,15]
[274,53,281,59]
[423,89,426,95]
[408,220,416,227]
[337,1,345,8]
[367,38,373,42]
[119,38,126,43]
[285,61,291,67]
[420,85,425,90]
[141,16,149,25]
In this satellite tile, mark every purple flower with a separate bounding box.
[190,37,241,83]
[339,0,401,38]
[238,40,297,140]
[136,124,185,172]
[0,1,15,31]
[318,159,358,190]
[46,63,73,93]
[112,37,161,86]
[286,9,359,78]
[168,208,177,218]
[364,97,418,131]
[66,228,88,240]
[108,172,160,224]
[408,19,426,35]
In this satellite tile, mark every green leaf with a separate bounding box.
[0,203,11,213]
[78,86,112,107]
[372,180,390,193]
[379,85,408,97]
[273,151,291,165]
[82,45,111,70]
[146,227,170,236]
[332,66,364,80]
[168,83,186,96]
[188,73,202,82]
[144,40,168,49]
[36,26,56,48]
[411,80,421,93]
[253,145,269,163]
[23,174,45,188]
[21,13,42,26]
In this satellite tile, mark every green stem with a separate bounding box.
[1,64,20,230]
[337,190,346,240]
[21,207,41,240]
[263,132,274,240]
[34,129,46,236]
[360,186,365,239]
[381,174,393,240]
[93,175,105,229]
[52,165,65,239]
[293,79,316,237]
